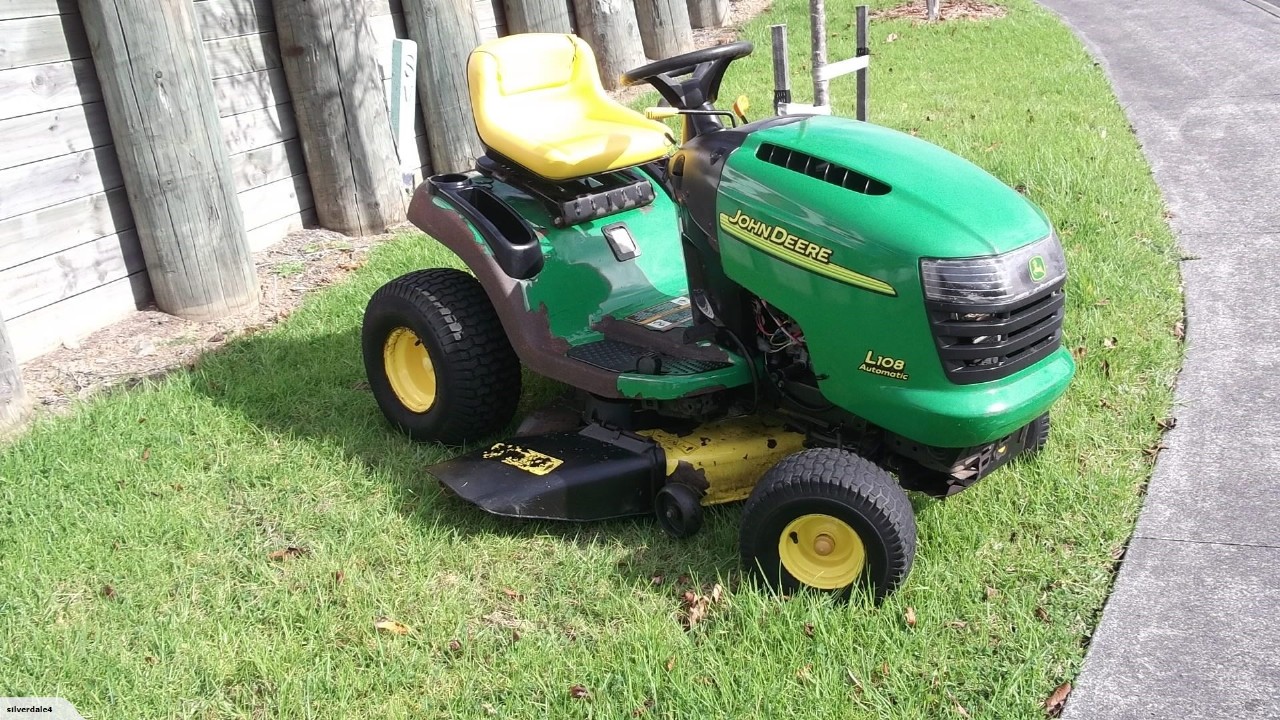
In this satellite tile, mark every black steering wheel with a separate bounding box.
[620,41,754,112]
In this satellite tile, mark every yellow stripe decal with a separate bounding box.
[718,214,896,296]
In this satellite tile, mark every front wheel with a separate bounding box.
[740,449,917,601]
[362,269,521,444]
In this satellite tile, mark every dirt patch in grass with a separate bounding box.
[19,225,401,413]
[873,0,1007,22]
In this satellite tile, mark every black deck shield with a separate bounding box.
[428,425,665,521]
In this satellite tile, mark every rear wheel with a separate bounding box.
[362,269,521,444]
[740,448,916,600]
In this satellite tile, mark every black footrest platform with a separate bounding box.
[567,339,732,376]
[476,154,656,227]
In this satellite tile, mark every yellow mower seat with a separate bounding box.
[467,34,673,181]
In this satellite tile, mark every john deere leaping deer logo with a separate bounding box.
[1028,255,1048,283]
[483,442,564,476]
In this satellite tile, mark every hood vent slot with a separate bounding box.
[756,143,891,196]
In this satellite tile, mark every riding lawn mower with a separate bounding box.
[360,34,1074,599]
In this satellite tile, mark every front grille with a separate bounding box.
[927,281,1065,384]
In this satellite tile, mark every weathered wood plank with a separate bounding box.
[203,30,281,79]
[228,138,305,192]
[403,0,483,173]
[238,173,314,232]
[8,270,151,363]
[0,187,132,271]
[0,14,89,69]
[80,0,258,320]
[485,0,506,32]
[275,0,405,235]
[0,101,112,171]
[212,66,289,117]
[0,146,124,222]
[193,0,273,41]
[246,206,317,252]
[572,0,645,89]
[686,0,728,29]
[218,101,298,155]
[0,0,76,22]
[502,0,570,34]
[0,228,145,319]
[0,58,100,121]
[0,314,26,428]
[635,0,694,61]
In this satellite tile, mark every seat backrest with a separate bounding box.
[468,34,608,127]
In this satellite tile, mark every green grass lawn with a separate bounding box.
[0,1,1181,717]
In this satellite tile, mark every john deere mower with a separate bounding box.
[361,34,1074,598]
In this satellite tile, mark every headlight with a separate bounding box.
[921,233,1066,305]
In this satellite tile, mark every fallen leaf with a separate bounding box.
[945,620,968,629]
[100,584,118,600]
[650,574,664,586]
[1143,442,1166,460]
[886,32,899,42]
[1111,544,1126,561]
[501,587,524,602]
[374,618,412,635]
[803,622,815,638]
[1100,359,1111,378]
[1173,321,1185,341]
[709,583,724,604]
[665,656,676,672]
[952,696,972,718]
[905,607,917,627]
[141,448,151,461]
[144,655,158,665]
[268,546,307,561]
[482,702,498,716]
[511,630,521,642]
[1094,298,1111,306]
[1045,681,1072,717]
[1099,397,1115,409]
[207,331,227,343]
[1071,345,1087,360]
[1035,606,1052,623]
[1156,417,1177,431]
[1102,336,1117,349]
[795,663,813,683]
[677,574,690,585]
[630,698,655,717]
[333,570,345,585]
[138,416,147,424]
[448,638,462,653]
[985,586,1000,600]
[569,684,590,699]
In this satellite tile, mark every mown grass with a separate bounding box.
[0,1,1181,717]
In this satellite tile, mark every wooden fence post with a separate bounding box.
[686,0,729,29]
[505,0,574,33]
[275,0,406,235]
[635,0,694,61]
[78,0,258,321]
[403,0,485,174]
[0,317,28,429]
[573,0,646,89]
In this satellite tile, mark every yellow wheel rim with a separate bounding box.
[778,514,866,590]
[383,327,437,413]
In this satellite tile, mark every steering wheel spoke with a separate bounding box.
[621,42,754,112]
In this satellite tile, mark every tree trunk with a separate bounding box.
[0,317,27,430]
[505,0,573,33]
[685,0,728,29]
[78,0,257,321]
[572,0,646,89]
[926,0,939,21]
[402,0,485,174]
[634,0,694,60]
[275,0,406,235]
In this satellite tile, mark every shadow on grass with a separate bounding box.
[191,322,741,590]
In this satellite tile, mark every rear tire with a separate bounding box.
[740,448,916,601]
[362,269,521,444]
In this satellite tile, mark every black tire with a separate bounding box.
[655,483,704,539]
[1024,413,1051,455]
[362,269,521,444]
[740,448,917,601]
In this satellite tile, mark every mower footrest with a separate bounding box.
[567,340,732,376]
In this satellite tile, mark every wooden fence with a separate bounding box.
[0,0,724,426]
